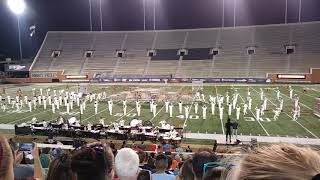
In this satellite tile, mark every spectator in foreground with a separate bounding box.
[166,155,174,175]
[46,153,73,180]
[178,159,194,180]
[11,147,34,180]
[71,143,114,180]
[137,170,151,180]
[146,153,156,170]
[115,148,140,180]
[172,154,181,170]
[109,141,115,150]
[39,148,51,169]
[163,142,170,153]
[192,151,218,180]
[226,144,320,180]
[152,154,175,180]
[203,166,227,180]
[186,145,192,152]
[137,150,154,172]
[150,142,157,152]
[0,135,14,180]
[139,141,146,151]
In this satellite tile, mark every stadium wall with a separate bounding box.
[267,68,320,83]
[4,78,31,84]
[311,69,320,83]
[29,71,64,83]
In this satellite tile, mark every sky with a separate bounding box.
[0,0,320,60]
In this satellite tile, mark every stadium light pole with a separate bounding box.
[143,0,146,31]
[153,0,156,30]
[100,0,103,31]
[7,0,26,60]
[89,0,93,31]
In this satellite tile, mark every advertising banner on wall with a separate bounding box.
[5,64,31,72]
[94,77,272,83]
[30,71,58,78]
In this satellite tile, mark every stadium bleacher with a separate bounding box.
[31,22,320,77]
[151,49,180,61]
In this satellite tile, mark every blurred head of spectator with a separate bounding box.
[137,150,154,172]
[146,153,155,170]
[179,159,194,180]
[192,151,218,180]
[115,148,139,180]
[139,141,146,151]
[226,144,320,180]
[51,148,62,158]
[109,141,115,150]
[186,145,192,152]
[71,143,114,180]
[137,169,151,180]
[138,150,147,165]
[120,141,126,149]
[170,154,181,170]
[152,154,175,180]
[0,135,14,180]
[150,143,157,152]
[203,166,227,180]
[182,154,192,161]
[47,153,74,180]
[163,142,170,153]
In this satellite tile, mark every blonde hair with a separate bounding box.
[0,135,13,180]
[227,144,320,180]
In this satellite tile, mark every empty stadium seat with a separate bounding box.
[31,22,320,77]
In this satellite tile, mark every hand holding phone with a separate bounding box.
[19,143,33,152]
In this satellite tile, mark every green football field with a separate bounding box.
[1,83,320,138]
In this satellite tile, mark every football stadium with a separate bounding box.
[1,0,320,179]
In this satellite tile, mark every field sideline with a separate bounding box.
[0,83,320,138]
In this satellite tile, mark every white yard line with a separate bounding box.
[274,89,313,111]
[235,86,270,136]
[8,109,52,124]
[115,108,135,122]
[0,110,24,118]
[182,87,198,130]
[251,87,319,139]
[294,89,318,98]
[82,108,108,123]
[214,86,225,135]
[311,88,320,94]
[81,99,122,123]
[149,105,165,122]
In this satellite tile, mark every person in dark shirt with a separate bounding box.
[225,118,232,143]
[186,145,192,152]
[163,143,170,153]
[232,121,239,138]
[137,150,155,173]
[109,141,115,150]
[120,141,126,149]
[138,141,146,151]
